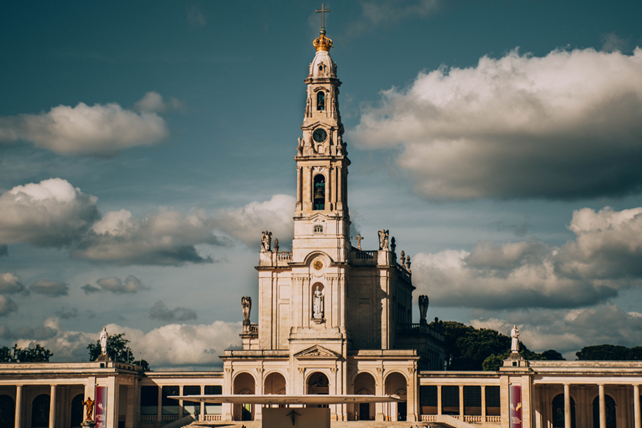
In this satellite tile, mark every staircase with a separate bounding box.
[184,420,469,428]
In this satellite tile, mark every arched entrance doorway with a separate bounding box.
[0,395,15,428]
[385,372,407,422]
[264,372,286,395]
[233,372,255,421]
[71,394,84,427]
[552,394,576,428]
[31,394,49,428]
[307,372,329,395]
[593,395,617,428]
[354,372,375,421]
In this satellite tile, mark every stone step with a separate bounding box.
[185,422,444,428]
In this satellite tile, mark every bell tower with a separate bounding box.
[292,24,351,264]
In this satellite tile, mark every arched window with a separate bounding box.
[593,395,617,428]
[71,394,84,427]
[317,92,325,111]
[552,394,576,428]
[313,175,325,210]
[31,394,50,428]
[0,395,15,427]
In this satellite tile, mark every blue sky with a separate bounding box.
[1,0,642,368]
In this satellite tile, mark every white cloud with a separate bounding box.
[0,273,27,295]
[0,178,99,247]
[344,0,440,37]
[413,206,642,309]
[95,275,148,294]
[29,279,69,297]
[20,321,241,367]
[134,91,184,114]
[0,95,169,156]
[149,301,197,322]
[72,208,225,266]
[351,48,642,200]
[215,194,295,247]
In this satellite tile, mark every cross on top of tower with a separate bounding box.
[316,3,330,34]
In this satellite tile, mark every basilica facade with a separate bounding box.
[1,24,642,428]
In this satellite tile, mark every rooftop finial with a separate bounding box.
[316,3,330,35]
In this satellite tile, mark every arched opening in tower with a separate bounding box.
[313,174,325,210]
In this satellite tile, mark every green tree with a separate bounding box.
[576,344,633,360]
[541,349,565,361]
[88,333,134,362]
[431,320,564,370]
[0,343,53,362]
[87,333,150,370]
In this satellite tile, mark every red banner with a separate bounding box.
[95,386,107,428]
[509,384,522,428]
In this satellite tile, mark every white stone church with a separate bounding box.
[0,18,642,428]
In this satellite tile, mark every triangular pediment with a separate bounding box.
[294,345,341,360]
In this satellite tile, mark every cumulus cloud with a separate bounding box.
[81,284,101,294]
[0,273,27,295]
[72,208,225,266]
[134,91,184,114]
[0,95,169,156]
[351,48,642,200]
[0,296,19,317]
[0,323,58,340]
[29,280,69,297]
[0,178,99,248]
[149,301,197,322]
[215,194,295,247]
[17,321,241,366]
[471,304,642,357]
[413,206,642,310]
[96,275,147,294]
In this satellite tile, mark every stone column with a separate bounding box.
[327,167,332,210]
[533,384,542,428]
[125,385,135,428]
[255,370,263,421]
[562,386,570,427]
[178,385,183,418]
[634,384,641,428]
[375,372,384,422]
[49,385,56,428]
[499,376,509,428]
[15,385,22,428]
[200,385,205,422]
[336,166,343,210]
[108,377,118,428]
[296,167,301,210]
[157,385,162,423]
[437,385,442,416]
[599,384,606,428]
[459,385,464,419]
[481,386,486,422]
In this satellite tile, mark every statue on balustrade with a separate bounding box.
[241,296,252,326]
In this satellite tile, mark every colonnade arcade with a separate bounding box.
[533,383,642,428]
[228,369,411,422]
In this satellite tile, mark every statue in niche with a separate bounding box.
[378,229,389,250]
[511,325,520,353]
[99,327,108,355]
[261,231,272,252]
[241,296,252,326]
[312,286,324,319]
[418,295,429,325]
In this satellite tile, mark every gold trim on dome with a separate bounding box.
[313,34,333,52]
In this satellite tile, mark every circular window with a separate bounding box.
[313,128,327,143]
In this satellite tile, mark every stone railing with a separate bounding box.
[276,251,292,261]
[161,415,179,422]
[355,250,376,259]
[203,415,222,422]
[140,415,157,422]
[421,414,501,424]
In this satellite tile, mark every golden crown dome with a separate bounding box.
[313,31,333,52]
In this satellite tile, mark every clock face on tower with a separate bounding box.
[313,128,327,143]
